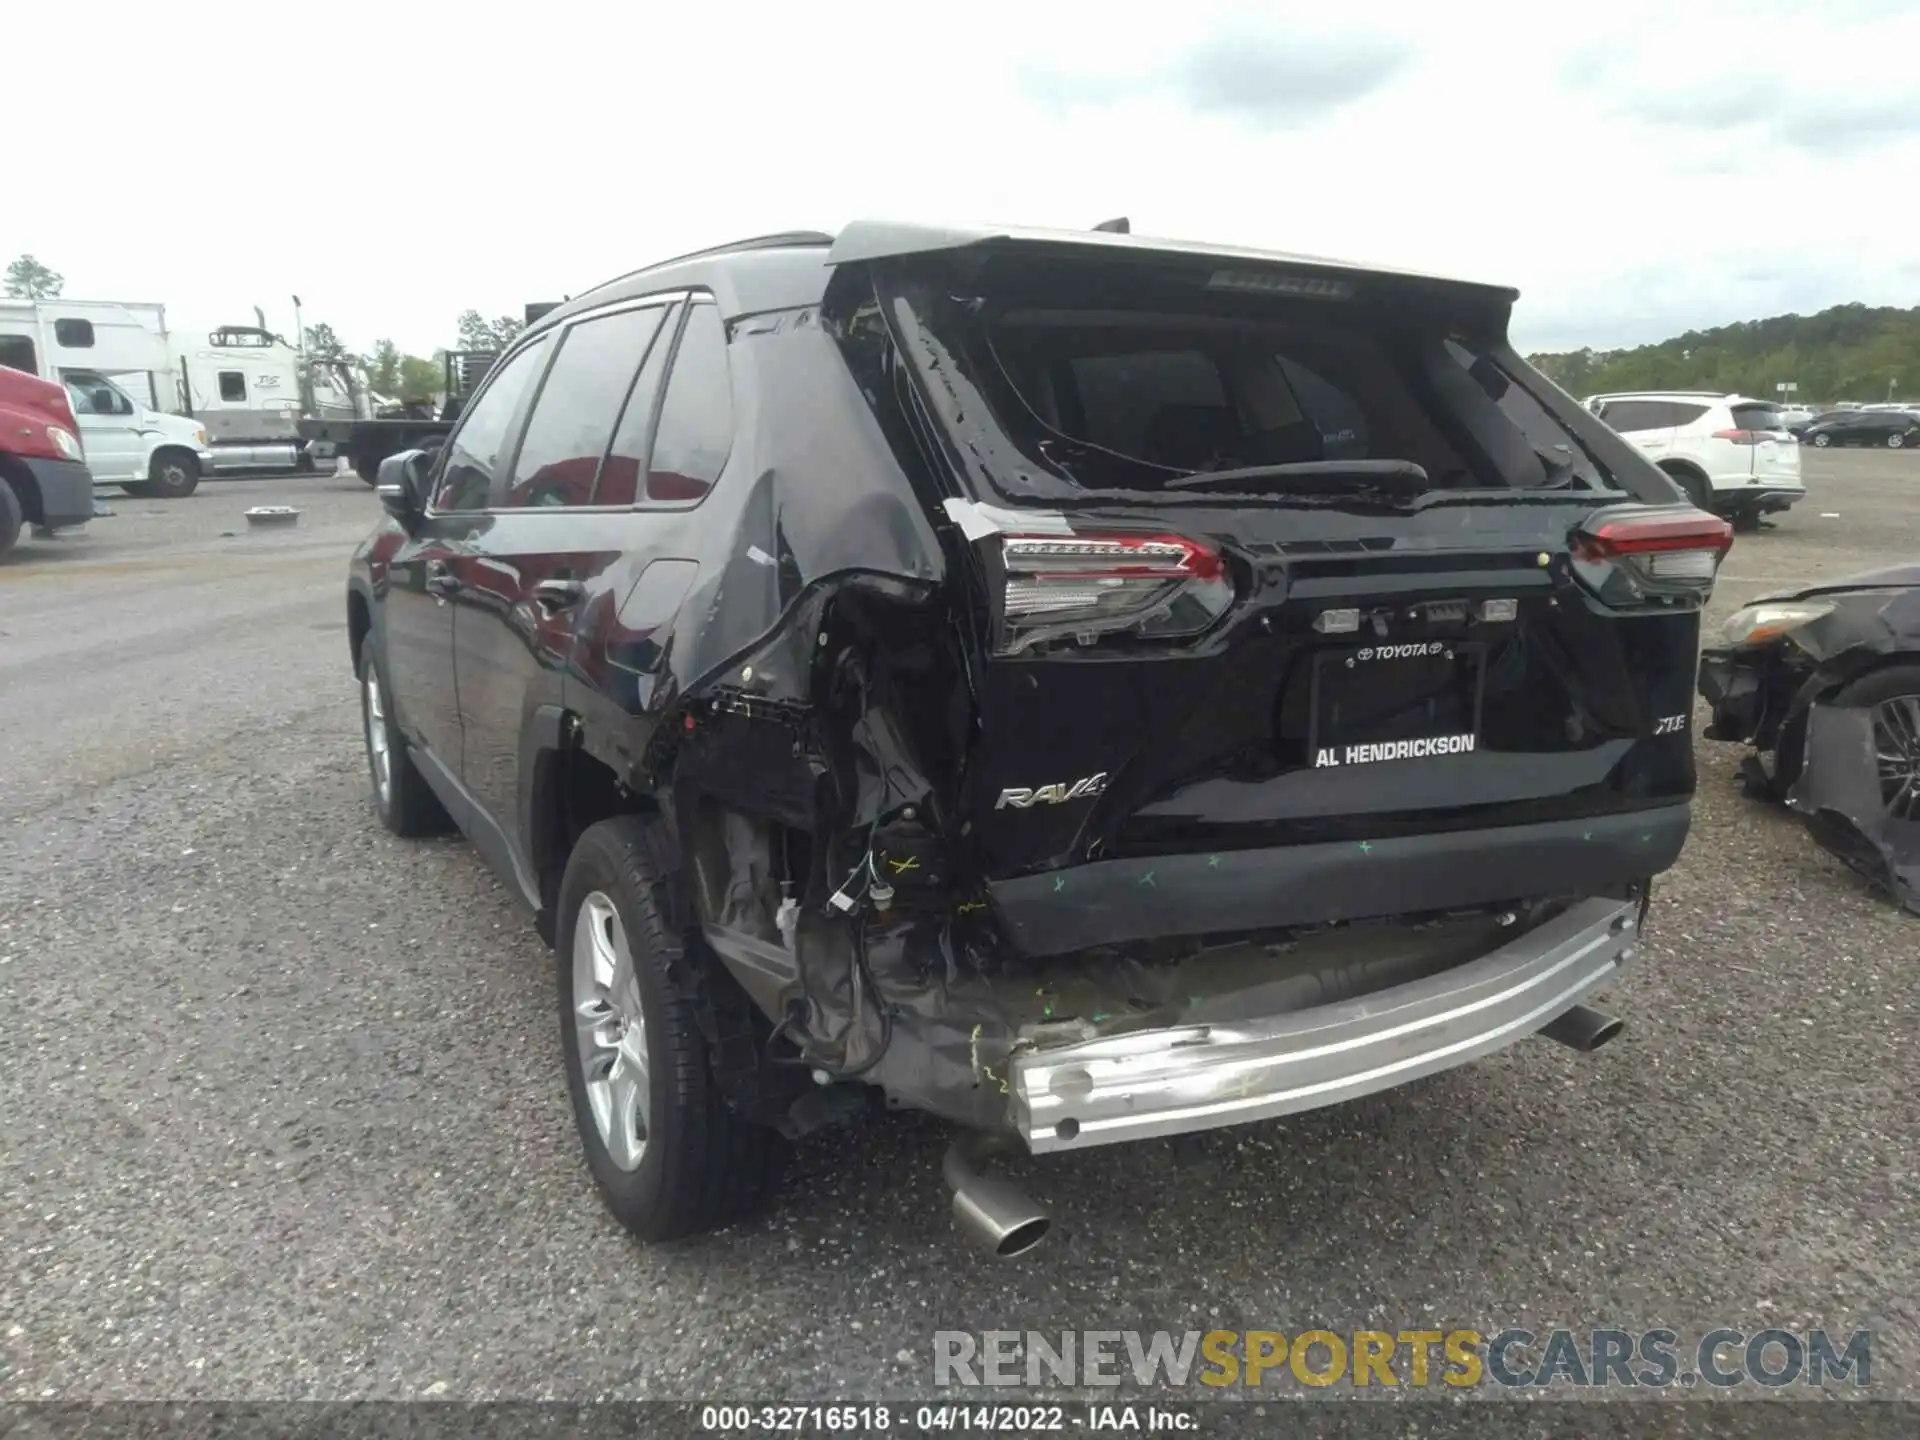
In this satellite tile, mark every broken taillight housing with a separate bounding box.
[1570,505,1733,604]
[992,533,1233,655]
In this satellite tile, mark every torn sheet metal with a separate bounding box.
[1788,702,1920,915]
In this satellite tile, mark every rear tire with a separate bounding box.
[357,646,453,837]
[0,482,22,558]
[148,450,200,499]
[556,815,784,1242]
[1731,510,1763,534]
[1663,465,1713,513]
[120,481,156,497]
[1889,433,1906,449]
[1812,433,1831,448]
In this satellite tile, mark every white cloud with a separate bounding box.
[9,0,1915,358]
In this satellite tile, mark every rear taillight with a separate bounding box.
[992,533,1233,655]
[1713,428,1790,445]
[1571,505,1733,602]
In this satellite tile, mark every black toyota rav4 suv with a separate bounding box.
[348,222,1729,1256]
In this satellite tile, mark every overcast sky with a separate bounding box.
[12,0,1917,358]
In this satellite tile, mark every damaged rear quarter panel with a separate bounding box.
[567,307,948,794]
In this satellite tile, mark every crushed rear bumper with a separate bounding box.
[1011,893,1641,1153]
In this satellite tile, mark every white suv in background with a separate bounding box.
[1584,392,1803,532]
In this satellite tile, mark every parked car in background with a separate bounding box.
[1584,391,1803,531]
[350,221,1729,1255]
[0,365,94,558]
[1800,409,1920,449]
[1699,558,1920,913]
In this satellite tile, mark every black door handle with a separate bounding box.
[532,579,584,613]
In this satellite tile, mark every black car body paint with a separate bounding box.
[346,223,1727,1156]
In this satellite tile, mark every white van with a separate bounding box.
[0,299,218,497]
[57,369,217,497]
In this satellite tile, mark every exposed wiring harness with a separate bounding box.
[767,827,896,1079]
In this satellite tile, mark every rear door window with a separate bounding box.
[430,336,552,512]
[1665,402,1711,428]
[1598,401,1667,433]
[502,305,669,508]
[595,303,680,507]
[646,302,734,504]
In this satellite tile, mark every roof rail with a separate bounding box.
[573,231,836,302]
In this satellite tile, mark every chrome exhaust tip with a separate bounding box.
[1540,1003,1625,1053]
[943,1132,1051,1258]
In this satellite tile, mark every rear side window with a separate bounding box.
[646,303,734,503]
[219,371,247,402]
[54,318,94,348]
[431,336,552,512]
[1729,403,1788,434]
[1,335,40,373]
[503,305,669,508]
[1442,340,1608,488]
[1666,402,1710,427]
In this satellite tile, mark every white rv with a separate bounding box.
[0,298,364,494]
[0,298,215,496]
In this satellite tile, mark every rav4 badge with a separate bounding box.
[996,773,1109,810]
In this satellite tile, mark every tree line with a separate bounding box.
[1528,303,1920,406]
[305,312,523,403]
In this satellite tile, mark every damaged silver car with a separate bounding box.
[1699,564,1920,914]
[346,221,1731,1256]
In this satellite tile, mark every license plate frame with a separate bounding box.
[1306,640,1488,765]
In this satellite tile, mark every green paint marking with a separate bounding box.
[1358,841,1374,855]
[1207,854,1222,869]
[1053,875,1066,893]
[1582,831,1594,842]
[1139,871,1157,888]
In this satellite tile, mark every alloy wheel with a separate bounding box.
[572,892,651,1171]
[1873,694,1920,821]
[364,669,392,805]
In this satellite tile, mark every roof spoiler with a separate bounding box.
[822,220,1519,304]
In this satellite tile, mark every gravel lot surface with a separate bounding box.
[2,458,1916,1405]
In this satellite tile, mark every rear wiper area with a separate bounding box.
[1161,459,1430,496]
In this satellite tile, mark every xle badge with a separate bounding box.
[996,773,1109,809]
[1315,735,1477,767]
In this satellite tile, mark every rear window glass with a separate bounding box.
[885,278,1613,499]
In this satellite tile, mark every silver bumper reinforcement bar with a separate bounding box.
[1011,894,1641,1154]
